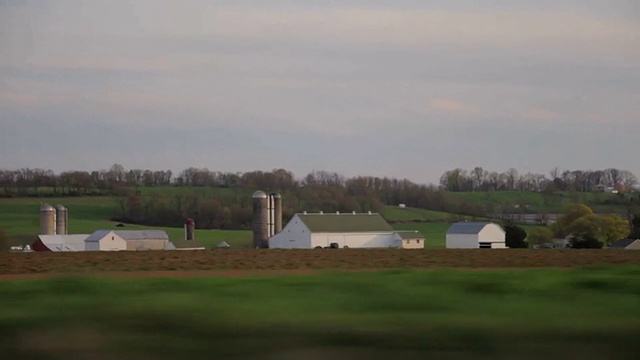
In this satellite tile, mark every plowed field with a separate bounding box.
[1,249,638,278]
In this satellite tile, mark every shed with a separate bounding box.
[608,239,640,250]
[446,222,507,249]
[393,231,425,249]
[84,230,173,251]
[269,212,423,249]
[32,234,90,252]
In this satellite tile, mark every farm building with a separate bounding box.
[445,222,507,249]
[268,212,424,249]
[84,230,175,251]
[608,239,640,250]
[31,234,91,252]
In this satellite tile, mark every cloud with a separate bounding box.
[426,98,479,116]
[521,107,562,121]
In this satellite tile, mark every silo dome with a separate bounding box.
[252,190,267,198]
[272,192,282,198]
[40,204,55,212]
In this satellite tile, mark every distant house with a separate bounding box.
[395,231,424,249]
[269,212,424,249]
[84,230,174,251]
[608,239,640,250]
[446,222,507,249]
[32,234,90,252]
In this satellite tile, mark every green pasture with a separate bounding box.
[0,197,252,248]
[446,190,630,214]
[382,205,474,222]
[0,266,638,359]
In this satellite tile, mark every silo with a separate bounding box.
[39,204,56,235]
[272,193,283,234]
[184,218,195,241]
[55,204,68,235]
[252,190,269,248]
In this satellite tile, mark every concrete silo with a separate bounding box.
[39,204,56,235]
[184,218,195,241]
[55,204,68,235]
[252,190,269,248]
[272,193,283,234]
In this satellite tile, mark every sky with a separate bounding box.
[1,0,638,184]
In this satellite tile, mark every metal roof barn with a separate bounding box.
[446,222,507,249]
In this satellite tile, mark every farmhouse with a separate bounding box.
[608,239,640,250]
[31,234,91,252]
[85,230,175,251]
[446,222,507,249]
[268,212,424,249]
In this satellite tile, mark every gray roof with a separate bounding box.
[296,213,393,233]
[446,222,502,235]
[395,231,424,240]
[37,235,90,251]
[609,239,639,249]
[85,230,169,242]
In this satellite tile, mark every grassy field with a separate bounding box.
[0,266,638,359]
[0,197,252,248]
[0,198,549,249]
[447,190,633,214]
[382,205,475,222]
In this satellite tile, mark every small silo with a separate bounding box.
[252,190,269,248]
[272,193,283,235]
[55,204,68,235]
[39,204,56,235]
[184,218,195,241]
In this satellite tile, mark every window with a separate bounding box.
[417,240,421,244]
[112,236,114,241]
[406,240,410,244]
[479,242,492,249]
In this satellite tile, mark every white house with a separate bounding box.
[445,222,507,249]
[269,212,424,249]
[84,230,174,251]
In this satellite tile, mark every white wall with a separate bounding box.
[98,232,127,251]
[311,233,397,248]
[269,216,311,249]
[478,224,506,244]
[446,234,479,249]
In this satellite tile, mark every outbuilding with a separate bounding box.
[32,234,90,252]
[446,222,507,249]
[269,212,424,249]
[84,230,174,251]
[608,239,640,250]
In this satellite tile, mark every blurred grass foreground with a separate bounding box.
[1,267,639,359]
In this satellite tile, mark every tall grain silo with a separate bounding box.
[55,204,68,235]
[272,193,283,234]
[252,190,269,248]
[39,204,56,235]
[184,218,195,241]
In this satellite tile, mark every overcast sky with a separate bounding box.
[1,0,638,184]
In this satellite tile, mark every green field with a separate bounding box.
[0,197,252,248]
[447,190,633,214]
[0,198,550,249]
[382,205,475,222]
[0,267,638,359]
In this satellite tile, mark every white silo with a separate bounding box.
[39,204,56,235]
[55,204,68,235]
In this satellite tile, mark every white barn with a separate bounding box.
[446,222,507,249]
[84,230,174,251]
[269,212,424,249]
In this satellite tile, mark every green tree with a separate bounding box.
[554,203,594,237]
[503,223,528,248]
[528,227,555,248]
[566,214,628,247]
[0,227,9,251]
[629,214,640,239]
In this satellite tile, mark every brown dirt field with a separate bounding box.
[1,249,638,279]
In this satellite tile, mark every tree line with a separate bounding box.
[2,164,637,196]
[439,167,637,192]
